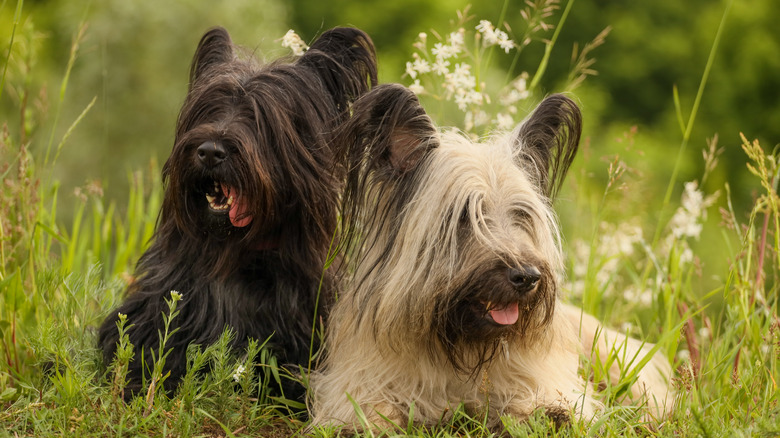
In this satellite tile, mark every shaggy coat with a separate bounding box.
[309,84,673,431]
[98,26,377,401]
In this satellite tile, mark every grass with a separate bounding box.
[1,1,779,437]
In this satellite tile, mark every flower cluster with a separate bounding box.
[567,222,645,300]
[403,17,532,133]
[495,73,531,130]
[406,28,484,113]
[669,181,718,240]
[280,30,308,56]
[569,181,720,306]
[232,364,246,382]
[475,20,515,53]
[662,180,719,265]
[500,73,531,108]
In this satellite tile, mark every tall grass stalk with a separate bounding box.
[629,0,736,372]
[0,0,23,98]
[655,0,734,245]
[528,0,574,91]
[42,21,87,168]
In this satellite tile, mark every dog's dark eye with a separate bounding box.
[221,139,238,153]
[510,209,534,234]
[512,210,533,227]
[511,209,537,237]
[459,196,481,226]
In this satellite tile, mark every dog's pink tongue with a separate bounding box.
[489,302,520,325]
[221,183,253,228]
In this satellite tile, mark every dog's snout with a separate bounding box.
[197,141,227,167]
[507,265,541,292]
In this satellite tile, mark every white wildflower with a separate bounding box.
[405,61,418,79]
[514,74,529,92]
[450,63,476,89]
[599,223,643,256]
[432,58,451,75]
[682,181,705,214]
[463,111,489,132]
[477,20,513,50]
[473,110,489,127]
[170,290,182,301]
[280,30,308,56]
[454,91,470,111]
[502,90,527,106]
[497,32,516,53]
[413,32,427,51]
[501,73,531,106]
[232,364,246,382]
[448,29,465,52]
[412,58,431,75]
[476,20,497,45]
[483,31,499,46]
[668,181,718,240]
[624,286,653,307]
[408,79,425,95]
[679,246,694,265]
[467,89,484,106]
[566,223,645,300]
[669,214,702,239]
[431,42,457,60]
[475,20,493,34]
[495,113,515,131]
[453,89,484,111]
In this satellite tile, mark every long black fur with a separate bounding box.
[515,94,582,199]
[98,26,376,402]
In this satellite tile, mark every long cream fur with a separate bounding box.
[309,86,674,432]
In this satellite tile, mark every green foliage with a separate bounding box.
[1,0,289,212]
[1,0,779,437]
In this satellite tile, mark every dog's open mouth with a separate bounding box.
[482,301,520,326]
[205,181,231,212]
[204,181,253,228]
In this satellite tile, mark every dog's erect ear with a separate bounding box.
[189,27,234,89]
[514,94,582,199]
[338,83,438,175]
[298,27,378,113]
[337,84,438,259]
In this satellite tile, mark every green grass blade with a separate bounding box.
[0,0,24,99]
[528,0,575,91]
[660,0,734,210]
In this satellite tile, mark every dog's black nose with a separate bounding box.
[197,141,227,167]
[507,265,541,293]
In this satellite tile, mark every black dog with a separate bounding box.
[98,26,376,402]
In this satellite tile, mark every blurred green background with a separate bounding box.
[1,0,778,236]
